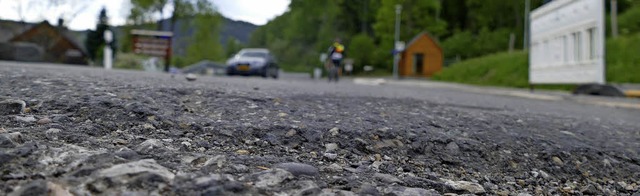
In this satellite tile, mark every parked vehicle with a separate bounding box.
[225,48,278,78]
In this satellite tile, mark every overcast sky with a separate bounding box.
[0,0,290,30]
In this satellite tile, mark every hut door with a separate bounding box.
[413,53,424,75]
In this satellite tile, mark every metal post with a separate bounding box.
[611,0,618,38]
[393,4,402,79]
[524,0,531,50]
[104,30,113,70]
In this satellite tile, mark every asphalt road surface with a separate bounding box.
[1,61,639,195]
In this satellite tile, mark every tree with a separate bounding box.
[225,38,243,58]
[347,33,376,72]
[85,7,116,63]
[184,0,224,65]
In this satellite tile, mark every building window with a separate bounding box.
[563,35,569,63]
[572,32,582,62]
[587,28,596,60]
[413,53,424,74]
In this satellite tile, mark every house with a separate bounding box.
[398,32,443,78]
[8,21,88,65]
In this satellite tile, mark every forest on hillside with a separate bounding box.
[249,0,640,73]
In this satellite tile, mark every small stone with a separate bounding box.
[142,123,155,130]
[539,170,550,179]
[45,128,61,139]
[517,193,533,196]
[603,159,612,167]
[232,164,249,173]
[113,139,128,145]
[185,74,197,81]
[0,99,26,115]
[444,179,486,194]
[552,156,564,166]
[325,163,343,172]
[517,179,526,186]
[278,113,288,117]
[531,171,539,178]
[249,168,294,188]
[374,173,402,184]
[15,116,36,123]
[325,143,339,152]
[445,142,460,154]
[329,127,340,136]
[37,117,52,125]
[97,159,175,181]
[323,153,338,160]
[135,139,164,153]
[235,149,250,155]
[47,181,72,196]
[0,132,22,148]
[285,129,297,137]
[274,162,319,177]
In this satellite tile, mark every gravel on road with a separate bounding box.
[1,63,639,195]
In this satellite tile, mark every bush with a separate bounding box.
[347,33,376,74]
[619,5,640,35]
[114,53,146,70]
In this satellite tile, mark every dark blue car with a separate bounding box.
[225,48,279,79]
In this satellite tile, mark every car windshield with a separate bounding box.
[241,52,267,58]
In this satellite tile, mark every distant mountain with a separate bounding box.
[0,16,258,57]
[154,17,257,56]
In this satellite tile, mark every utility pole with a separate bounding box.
[393,4,402,79]
[524,0,531,50]
[611,0,618,38]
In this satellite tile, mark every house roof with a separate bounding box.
[9,21,87,56]
[405,32,442,52]
[0,20,34,42]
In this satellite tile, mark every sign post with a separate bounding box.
[131,30,173,72]
[103,30,113,70]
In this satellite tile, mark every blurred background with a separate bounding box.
[0,0,638,89]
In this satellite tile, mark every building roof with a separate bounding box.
[405,32,442,52]
[10,21,87,56]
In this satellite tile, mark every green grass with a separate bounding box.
[606,34,640,84]
[433,51,531,88]
[433,33,640,89]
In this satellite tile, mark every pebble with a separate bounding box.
[0,99,25,115]
[324,153,338,160]
[235,149,250,155]
[185,74,197,81]
[374,173,402,184]
[285,129,297,137]
[329,127,340,136]
[445,142,460,154]
[325,163,343,172]
[274,162,319,177]
[15,116,37,123]
[552,156,564,166]
[97,159,175,183]
[278,113,288,117]
[37,117,52,125]
[325,143,339,152]
[250,168,294,188]
[443,179,486,194]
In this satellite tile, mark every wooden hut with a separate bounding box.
[9,21,88,65]
[398,32,443,77]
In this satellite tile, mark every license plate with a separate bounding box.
[237,65,250,71]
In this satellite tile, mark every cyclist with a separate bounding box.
[327,38,345,82]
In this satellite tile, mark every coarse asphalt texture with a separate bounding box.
[1,61,639,195]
